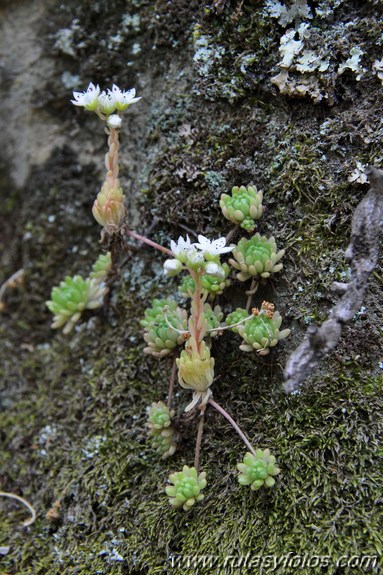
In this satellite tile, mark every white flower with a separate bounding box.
[111,85,141,111]
[185,248,205,268]
[107,114,122,129]
[170,235,193,261]
[163,259,183,276]
[205,262,225,278]
[194,235,233,256]
[98,91,117,115]
[71,82,100,111]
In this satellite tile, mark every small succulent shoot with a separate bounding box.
[151,428,178,459]
[46,275,108,334]
[89,252,112,282]
[147,401,174,431]
[237,301,290,355]
[203,303,223,336]
[225,308,249,333]
[165,465,207,510]
[177,337,215,393]
[229,233,285,282]
[92,181,126,233]
[237,449,280,490]
[147,402,178,459]
[179,263,230,297]
[220,185,264,231]
[140,298,188,357]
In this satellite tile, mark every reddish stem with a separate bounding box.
[125,230,172,256]
[167,358,177,409]
[208,398,256,456]
[194,408,205,472]
[189,269,205,352]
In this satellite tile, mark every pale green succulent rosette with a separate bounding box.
[151,428,178,459]
[89,252,112,281]
[237,449,280,490]
[46,275,108,334]
[140,298,188,357]
[237,311,290,355]
[176,337,215,393]
[147,401,174,431]
[165,465,207,510]
[220,185,264,232]
[225,308,249,333]
[178,264,230,297]
[146,402,178,459]
[229,233,285,282]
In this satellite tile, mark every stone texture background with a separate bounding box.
[1,1,383,573]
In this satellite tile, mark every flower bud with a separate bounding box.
[163,259,183,277]
[204,262,225,278]
[107,114,122,129]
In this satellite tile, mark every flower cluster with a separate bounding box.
[166,235,233,270]
[71,83,141,123]
[237,449,280,490]
[229,234,285,282]
[166,466,207,510]
[140,298,188,357]
[220,185,264,231]
[147,402,178,459]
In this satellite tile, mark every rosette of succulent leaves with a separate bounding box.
[46,84,290,510]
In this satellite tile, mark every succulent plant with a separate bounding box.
[165,465,207,510]
[146,402,178,459]
[89,252,112,281]
[46,275,108,334]
[151,428,178,459]
[237,302,290,355]
[220,185,264,231]
[92,181,126,232]
[176,337,215,393]
[178,263,230,297]
[203,303,223,336]
[140,298,188,357]
[225,308,249,333]
[147,401,174,431]
[201,263,230,296]
[229,233,285,282]
[237,449,280,490]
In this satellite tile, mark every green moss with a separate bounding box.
[2,1,383,573]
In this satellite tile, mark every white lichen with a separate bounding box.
[338,47,366,80]
[264,0,312,26]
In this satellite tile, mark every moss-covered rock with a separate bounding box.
[1,1,383,574]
